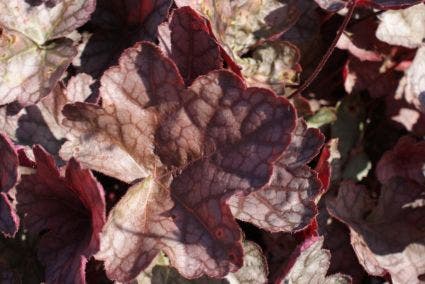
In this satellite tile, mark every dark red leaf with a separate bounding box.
[328,137,425,283]
[376,136,425,184]
[61,41,298,281]
[16,146,106,284]
[159,7,223,85]
[76,0,172,78]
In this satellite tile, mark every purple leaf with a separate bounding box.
[328,137,425,283]
[61,41,298,281]
[229,119,324,233]
[75,0,172,78]
[16,146,106,284]
[159,7,223,85]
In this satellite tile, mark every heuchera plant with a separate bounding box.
[1,0,425,283]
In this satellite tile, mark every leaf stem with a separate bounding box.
[288,0,356,99]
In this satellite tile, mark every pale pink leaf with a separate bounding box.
[376,3,425,48]
[276,236,351,283]
[0,0,96,45]
[0,29,77,106]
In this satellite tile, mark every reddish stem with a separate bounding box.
[288,0,356,99]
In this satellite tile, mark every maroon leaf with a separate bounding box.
[327,179,425,283]
[159,7,223,85]
[376,136,425,184]
[16,146,106,284]
[328,137,425,283]
[61,41,297,281]
[336,33,381,62]
[0,132,19,237]
[314,139,337,193]
[317,199,368,283]
[76,0,172,78]
[229,119,324,232]
[0,193,19,238]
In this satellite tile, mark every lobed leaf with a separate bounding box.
[176,0,302,93]
[376,136,425,184]
[158,7,223,85]
[62,41,297,281]
[16,146,106,284]
[328,137,425,283]
[0,0,95,45]
[131,240,267,283]
[328,179,425,283]
[229,119,324,232]
[0,29,77,106]
[0,0,96,106]
[276,236,351,283]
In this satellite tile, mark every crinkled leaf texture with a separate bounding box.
[276,236,351,283]
[135,241,267,283]
[328,137,425,284]
[376,3,425,48]
[61,41,297,281]
[0,29,77,106]
[16,146,106,284]
[229,119,324,232]
[176,0,301,93]
[0,132,19,237]
[0,0,95,45]
[0,0,95,105]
